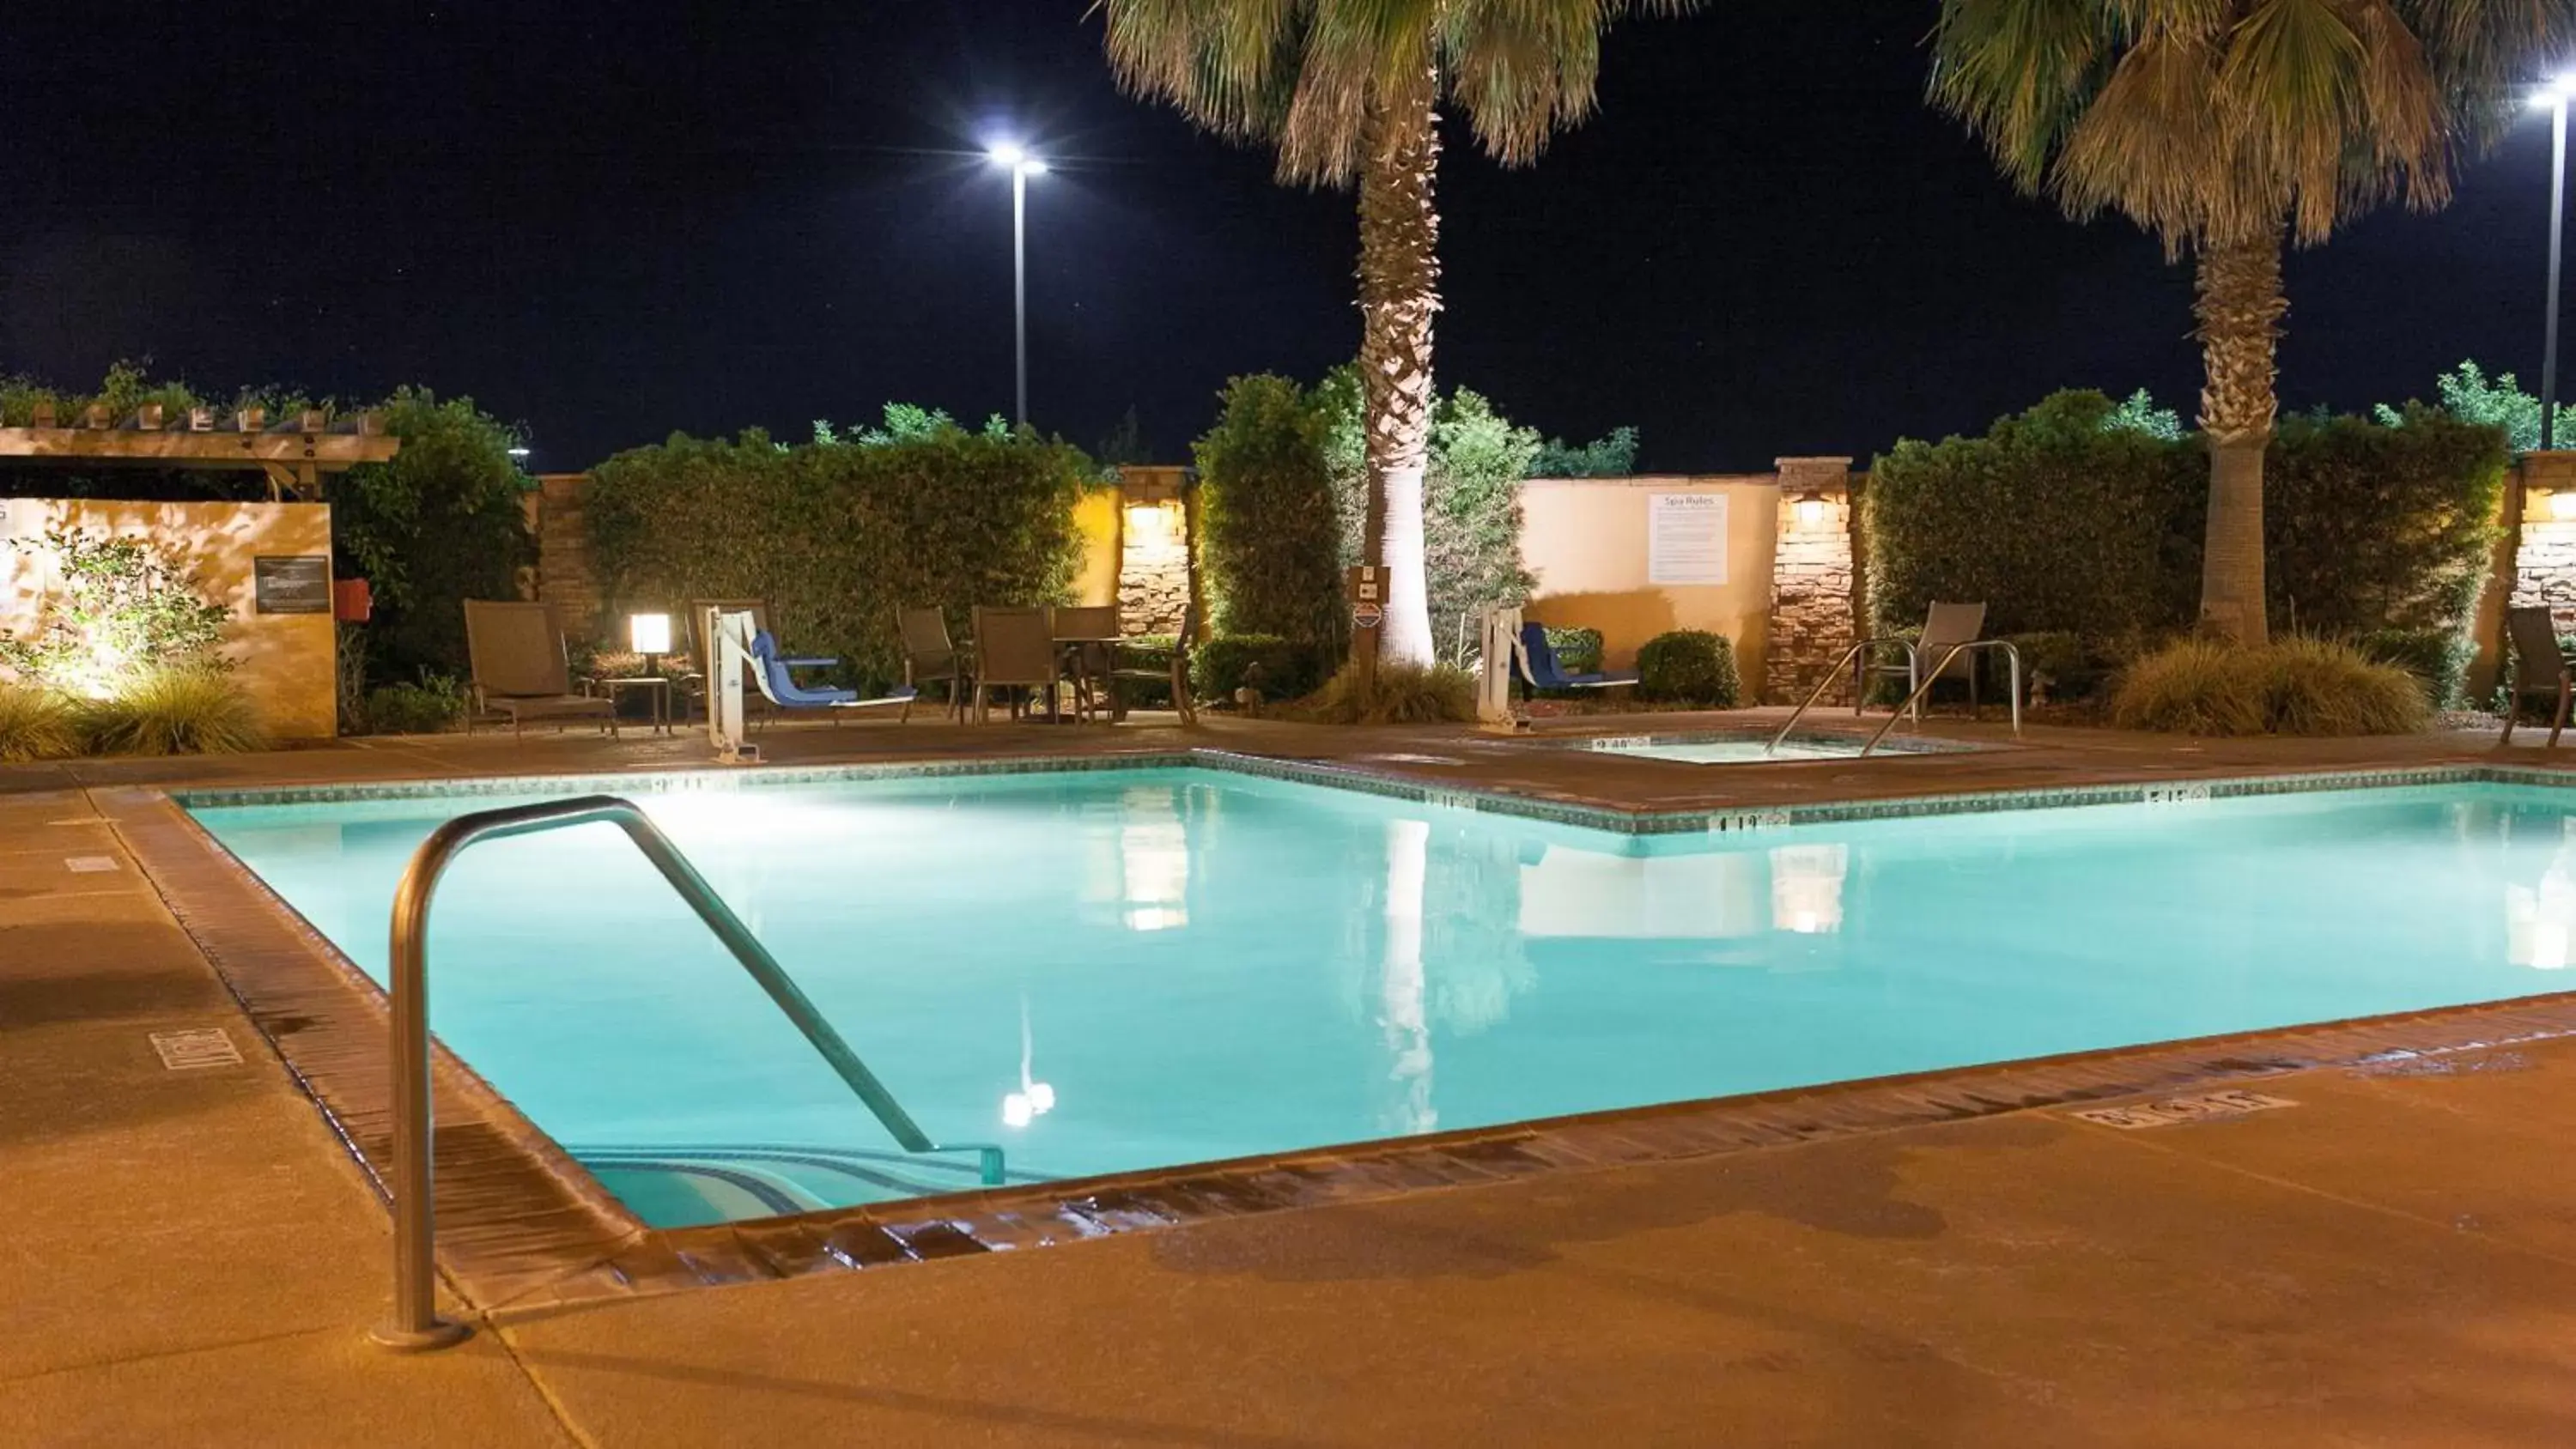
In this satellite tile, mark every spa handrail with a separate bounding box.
[1765,636,1915,755]
[1861,640,2023,756]
[373,793,1001,1351]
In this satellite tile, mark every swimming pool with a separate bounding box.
[187,767,2576,1228]
[1581,731,1979,764]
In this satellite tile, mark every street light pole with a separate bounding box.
[987,142,1046,429]
[1012,161,1029,429]
[2549,89,2568,452]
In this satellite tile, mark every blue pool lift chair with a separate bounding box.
[1516,622,1639,694]
[747,629,917,718]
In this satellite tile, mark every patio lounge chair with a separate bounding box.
[746,630,914,715]
[970,606,1061,723]
[897,606,969,722]
[2502,605,2573,748]
[1516,623,1639,693]
[463,600,619,740]
[1866,601,1990,720]
[1107,601,1200,724]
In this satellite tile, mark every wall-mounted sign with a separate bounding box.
[1647,493,1728,585]
[252,555,331,614]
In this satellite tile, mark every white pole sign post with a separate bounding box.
[1647,493,1728,585]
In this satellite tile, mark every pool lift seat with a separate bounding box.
[703,606,914,763]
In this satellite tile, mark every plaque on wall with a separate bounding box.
[253,555,331,614]
[1647,493,1728,585]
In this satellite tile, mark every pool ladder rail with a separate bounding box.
[369,793,1004,1352]
[1766,637,2022,757]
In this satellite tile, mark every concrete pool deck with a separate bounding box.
[9,707,2576,1445]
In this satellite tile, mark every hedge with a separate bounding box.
[1194,376,1344,652]
[1866,391,2506,705]
[1194,634,1331,704]
[1636,630,1741,706]
[586,419,1095,690]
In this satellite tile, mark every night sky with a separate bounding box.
[0,1,2555,472]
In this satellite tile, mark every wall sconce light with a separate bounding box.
[1793,490,1831,531]
[629,611,672,660]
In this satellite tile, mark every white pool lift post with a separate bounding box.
[1477,606,1532,734]
[702,605,917,765]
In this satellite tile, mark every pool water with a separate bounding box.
[189,771,2576,1226]
[1583,733,1972,764]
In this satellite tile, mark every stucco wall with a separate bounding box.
[0,496,337,739]
[1072,488,1121,608]
[1518,475,1782,688]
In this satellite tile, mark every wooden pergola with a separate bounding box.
[0,401,398,500]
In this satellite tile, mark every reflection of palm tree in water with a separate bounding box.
[1370,815,1537,1136]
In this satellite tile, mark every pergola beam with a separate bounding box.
[0,409,398,498]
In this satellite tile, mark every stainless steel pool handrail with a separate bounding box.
[370,793,1003,1352]
[1861,640,2023,755]
[1765,636,1915,755]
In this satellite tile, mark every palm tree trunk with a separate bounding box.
[1354,65,1442,669]
[2191,231,2286,646]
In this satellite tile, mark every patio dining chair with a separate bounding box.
[462,600,618,740]
[2502,605,2574,749]
[1107,601,1200,724]
[970,606,1062,723]
[897,605,969,722]
[1864,600,1990,721]
[1052,604,1121,721]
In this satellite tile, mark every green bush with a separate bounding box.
[2110,638,2430,737]
[1636,630,1741,706]
[76,670,268,755]
[361,676,471,735]
[2000,630,2104,701]
[1866,391,2506,702]
[1868,391,2202,660]
[1194,376,1344,652]
[2354,627,2464,706]
[333,388,536,685]
[1109,634,1178,709]
[1303,659,1475,724]
[0,527,232,698]
[0,685,76,761]
[588,414,1095,692]
[1194,634,1330,703]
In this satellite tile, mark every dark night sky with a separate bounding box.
[0,1,2554,472]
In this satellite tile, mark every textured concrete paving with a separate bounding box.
[10,713,2576,1445]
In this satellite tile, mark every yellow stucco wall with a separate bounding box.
[1517,476,1782,689]
[0,497,337,740]
[1072,488,1121,607]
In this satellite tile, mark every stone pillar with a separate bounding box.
[1765,457,1857,705]
[1115,464,1194,636]
[531,473,602,640]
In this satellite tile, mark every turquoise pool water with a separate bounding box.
[1582,733,1976,764]
[188,770,2576,1226]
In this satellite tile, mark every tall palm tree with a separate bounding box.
[1098,0,1697,666]
[1929,0,2561,644]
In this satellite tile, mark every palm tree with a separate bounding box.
[1098,0,1698,666]
[1929,0,2561,645]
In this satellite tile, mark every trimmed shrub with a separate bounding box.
[0,685,76,761]
[2110,639,2429,737]
[1866,391,2505,704]
[0,527,231,697]
[2354,627,2465,706]
[1999,631,2106,702]
[588,416,1095,691]
[76,670,268,755]
[1194,634,1330,704]
[1303,659,1476,724]
[1636,630,1741,706]
[1194,375,1344,652]
[1111,635,1179,709]
[333,388,536,685]
[361,676,471,735]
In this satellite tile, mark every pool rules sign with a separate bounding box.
[1647,493,1728,585]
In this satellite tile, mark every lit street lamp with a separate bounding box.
[2537,79,2574,450]
[987,142,1048,428]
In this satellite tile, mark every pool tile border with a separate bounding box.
[123,750,2576,1323]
